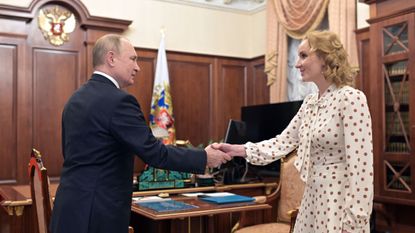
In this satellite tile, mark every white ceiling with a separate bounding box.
[154,0,266,14]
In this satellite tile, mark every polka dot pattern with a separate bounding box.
[245,85,373,233]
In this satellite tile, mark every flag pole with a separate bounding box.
[160,26,165,38]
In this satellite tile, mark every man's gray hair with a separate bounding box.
[92,34,124,68]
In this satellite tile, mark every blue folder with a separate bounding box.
[200,194,255,204]
[137,200,198,212]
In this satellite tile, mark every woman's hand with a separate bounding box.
[210,143,247,157]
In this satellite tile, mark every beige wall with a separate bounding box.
[0,0,369,57]
[0,0,266,58]
[357,0,370,29]
[119,0,266,58]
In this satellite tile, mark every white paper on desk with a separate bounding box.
[181,192,205,197]
[133,196,171,203]
[204,192,234,197]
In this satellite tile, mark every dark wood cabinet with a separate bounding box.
[357,1,415,232]
[359,0,415,206]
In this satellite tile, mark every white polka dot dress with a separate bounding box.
[244,84,373,233]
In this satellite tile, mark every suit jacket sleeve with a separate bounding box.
[109,94,207,174]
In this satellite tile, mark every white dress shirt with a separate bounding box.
[93,71,120,89]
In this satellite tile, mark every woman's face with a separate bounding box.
[295,39,325,83]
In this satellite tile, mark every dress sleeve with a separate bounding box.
[341,89,374,232]
[244,98,308,165]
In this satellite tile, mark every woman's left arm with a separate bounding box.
[341,89,374,232]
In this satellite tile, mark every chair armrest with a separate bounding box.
[232,187,282,232]
[287,207,299,233]
[253,195,267,204]
[128,226,134,233]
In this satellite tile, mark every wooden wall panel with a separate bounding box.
[33,49,79,179]
[250,57,269,106]
[0,35,27,185]
[168,57,213,146]
[0,43,17,184]
[216,60,248,140]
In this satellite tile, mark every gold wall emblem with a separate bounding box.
[38,6,76,46]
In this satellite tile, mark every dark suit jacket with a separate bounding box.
[50,74,206,233]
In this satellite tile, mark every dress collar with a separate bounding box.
[307,84,337,108]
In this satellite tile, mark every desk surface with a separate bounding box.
[132,182,277,197]
[0,182,276,206]
[131,196,271,220]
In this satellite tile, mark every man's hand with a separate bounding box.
[205,145,232,168]
[211,143,247,157]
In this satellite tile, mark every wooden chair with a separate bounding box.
[28,149,135,233]
[28,148,52,233]
[232,150,305,233]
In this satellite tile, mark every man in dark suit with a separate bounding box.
[50,34,230,233]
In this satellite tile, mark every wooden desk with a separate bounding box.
[132,196,271,220]
[0,182,277,233]
[131,195,270,233]
[130,183,277,233]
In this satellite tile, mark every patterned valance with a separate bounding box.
[272,0,329,39]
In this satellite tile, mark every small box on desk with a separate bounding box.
[199,193,255,204]
[137,167,192,190]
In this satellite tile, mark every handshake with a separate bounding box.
[204,143,247,168]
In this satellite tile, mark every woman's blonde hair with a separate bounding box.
[304,30,358,87]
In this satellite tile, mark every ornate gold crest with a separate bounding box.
[37,6,76,46]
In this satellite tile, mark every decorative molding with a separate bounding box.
[0,0,132,31]
[38,5,76,46]
[154,0,266,14]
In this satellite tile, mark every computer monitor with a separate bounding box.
[224,119,247,144]
[241,100,303,177]
[241,100,303,143]
[216,119,249,184]
[216,101,303,183]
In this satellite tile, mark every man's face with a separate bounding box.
[113,39,140,88]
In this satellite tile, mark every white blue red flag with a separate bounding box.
[149,33,176,145]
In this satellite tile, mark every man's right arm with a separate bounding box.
[110,95,228,174]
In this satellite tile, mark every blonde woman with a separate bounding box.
[214,30,373,233]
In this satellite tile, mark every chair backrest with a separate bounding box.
[28,148,52,233]
[277,151,305,223]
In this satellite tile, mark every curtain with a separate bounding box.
[267,0,328,102]
[273,0,330,39]
[266,0,357,102]
[266,0,288,102]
